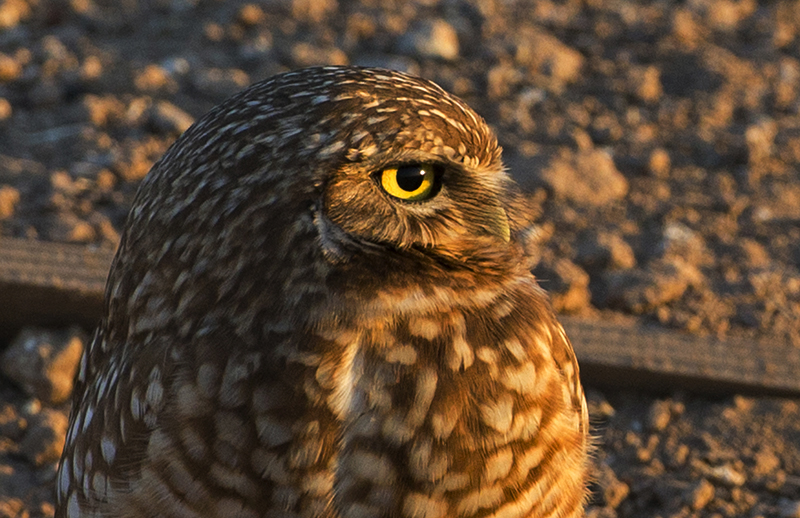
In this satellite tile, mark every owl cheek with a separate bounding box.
[426,203,510,249]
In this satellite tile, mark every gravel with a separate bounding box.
[0,1,799,517]
[1,328,84,406]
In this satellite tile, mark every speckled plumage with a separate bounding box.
[56,66,590,518]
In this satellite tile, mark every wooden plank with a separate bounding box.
[561,316,800,397]
[0,237,112,335]
[1,237,798,396]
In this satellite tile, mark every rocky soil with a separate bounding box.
[0,0,799,517]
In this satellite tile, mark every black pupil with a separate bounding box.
[395,165,427,192]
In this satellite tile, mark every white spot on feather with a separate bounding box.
[325,340,363,420]
[479,394,514,434]
[101,435,116,464]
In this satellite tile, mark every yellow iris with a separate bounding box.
[379,164,438,201]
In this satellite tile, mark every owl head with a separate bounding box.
[112,67,536,334]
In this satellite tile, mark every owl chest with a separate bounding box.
[304,318,561,518]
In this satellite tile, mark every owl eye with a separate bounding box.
[378,164,441,202]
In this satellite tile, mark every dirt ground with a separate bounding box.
[0,0,799,517]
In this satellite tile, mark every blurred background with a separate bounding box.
[0,1,799,517]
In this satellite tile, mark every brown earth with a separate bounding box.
[0,1,799,517]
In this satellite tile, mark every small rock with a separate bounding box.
[124,97,152,127]
[659,222,710,266]
[575,231,636,272]
[203,22,225,42]
[708,0,754,31]
[95,169,116,192]
[648,148,671,178]
[80,55,103,80]
[636,435,659,463]
[0,185,20,219]
[605,258,703,313]
[0,498,26,518]
[238,3,266,26]
[775,57,800,108]
[586,390,615,419]
[0,0,31,29]
[68,220,96,243]
[399,19,460,61]
[487,62,523,99]
[149,100,196,135]
[746,118,777,165]
[734,239,770,268]
[134,63,176,92]
[666,443,690,468]
[0,404,26,441]
[684,478,714,510]
[672,9,705,48]
[23,399,41,416]
[291,0,337,23]
[192,67,251,100]
[19,409,68,467]
[515,28,584,86]
[47,211,94,243]
[0,97,10,120]
[631,65,662,103]
[533,258,591,313]
[160,57,190,77]
[753,446,781,477]
[83,94,127,127]
[708,463,746,487]
[50,170,76,194]
[0,52,21,82]
[1,328,85,405]
[766,469,788,492]
[40,34,72,64]
[39,501,55,518]
[536,148,628,207]
[593,463,630,509]
[290,42,348,68]
[647,399,672,431]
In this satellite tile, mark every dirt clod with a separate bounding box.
[686,478,715,511]
[1,328,84,405]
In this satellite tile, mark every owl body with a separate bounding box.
[56,67,589,518]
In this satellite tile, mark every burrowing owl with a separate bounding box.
[56,66,589,518]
